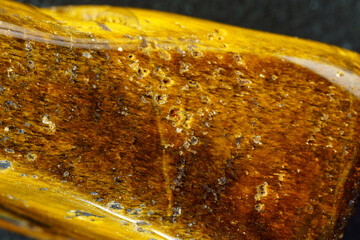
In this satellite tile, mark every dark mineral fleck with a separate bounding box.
[0,160,11,170]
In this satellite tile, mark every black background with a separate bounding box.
[1,0,360,239]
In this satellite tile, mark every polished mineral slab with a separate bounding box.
[0,1,359,239]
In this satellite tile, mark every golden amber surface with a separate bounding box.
[0,1,360,239]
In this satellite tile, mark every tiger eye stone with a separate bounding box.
[0,1,360,239]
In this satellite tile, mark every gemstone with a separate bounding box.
[0,1,359,239]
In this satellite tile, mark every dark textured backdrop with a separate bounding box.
[1,0,360,239]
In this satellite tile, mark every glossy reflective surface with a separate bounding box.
[0,1,360,239]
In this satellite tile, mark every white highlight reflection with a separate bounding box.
[76,197,177,240]
[283,56,360,99]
